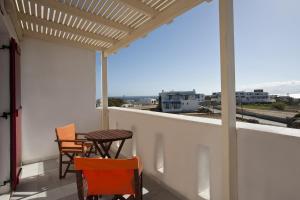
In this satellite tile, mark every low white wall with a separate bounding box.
[109,107,224,200]
[109,107,300,200]
[21,38,100,163]
[237,123,300,200]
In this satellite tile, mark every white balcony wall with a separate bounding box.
[109,107,300,200]
[21,38,100,164]
[109,107,224,200]
[238,123,300,200]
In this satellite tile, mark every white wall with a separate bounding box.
[237,123,300,200]
[109,107,224,200]
[109,107,300,200]
[21,38,100,164]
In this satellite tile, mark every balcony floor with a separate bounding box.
[10,159,181,200]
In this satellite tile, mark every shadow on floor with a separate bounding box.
[10,159,182,200]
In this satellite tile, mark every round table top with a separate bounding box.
[85,129,133,142]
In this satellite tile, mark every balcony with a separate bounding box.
[1,0,300,199]
[8,107,300,200]
[107,107,300,200]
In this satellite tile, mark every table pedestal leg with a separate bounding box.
[100,141,113,158]
[115,140,126,158]
[91,139,127,159]
[93,141,105,157]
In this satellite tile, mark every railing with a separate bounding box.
[107,107,300,200]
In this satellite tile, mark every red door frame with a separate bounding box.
[10,38,22,190]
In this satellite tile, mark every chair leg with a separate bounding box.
[63,153,75,178]
[140,173,143,200]
[113,195,126,200]
[76,171,84,200]
[59,154,63,179]
[63,163,69,178]
[87,196,93,200]
[133,170,142,200]
[88,195,99,200]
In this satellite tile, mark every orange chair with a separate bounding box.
[74,157,143,200]
[55,123,93,179]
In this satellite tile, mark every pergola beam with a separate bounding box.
[18,13,117,45]
[23,30,103,52]
[117,0,159,17]
[104,0,205,56]
[219,0,238,199]
[29,0,132,33]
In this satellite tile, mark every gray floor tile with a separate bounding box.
[11,159,183,200]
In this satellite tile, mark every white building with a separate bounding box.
[211,92,222,103]
[211,89,274,104]
[159,90,205,113]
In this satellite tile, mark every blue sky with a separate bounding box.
[96,0,300,98]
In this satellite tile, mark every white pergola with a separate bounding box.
[6,0,237,199]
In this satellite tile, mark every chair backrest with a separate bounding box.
[74,157,140,196]
[55,123,76,147]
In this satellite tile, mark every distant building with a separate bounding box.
[236,89,275,103]
[276,95,296,103]
[138,98,158,105]
[159,90,205,113]
[211,92,222,104]
[211,89,274,104]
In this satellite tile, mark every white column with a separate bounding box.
[219,0,238,200]
[101,52,109,129]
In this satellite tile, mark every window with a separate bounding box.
[174,102,181,109]
[165,103,170,109]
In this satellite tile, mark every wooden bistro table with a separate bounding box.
[85,129,133,158]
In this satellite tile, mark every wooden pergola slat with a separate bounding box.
[11,0,207,54]
[23,30,103,51]
[18,12,117,45]
[117,0,159,17]
[29,0,133,33]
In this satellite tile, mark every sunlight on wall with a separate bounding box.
[197,145,211,200]
[131,125,137,156]
[155,134,164,174]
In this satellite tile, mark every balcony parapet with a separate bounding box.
[105,107,300,200]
